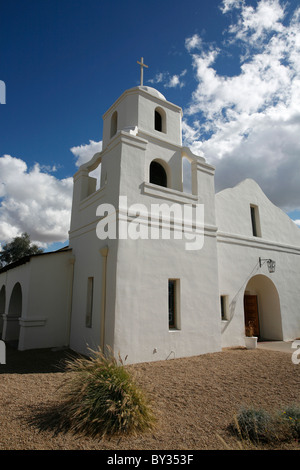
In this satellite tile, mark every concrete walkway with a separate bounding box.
[257,340,296,354]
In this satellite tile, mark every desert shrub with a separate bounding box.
[280,404,300,439]
[231,404,300,444]
[53,348,156,438]
[232,406,280,443]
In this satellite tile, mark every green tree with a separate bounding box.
[0,232,43,267]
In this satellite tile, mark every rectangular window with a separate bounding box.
[220,295,228,321]
[86,277,94,328]
[250,204,261,237]
[168,279,180,330]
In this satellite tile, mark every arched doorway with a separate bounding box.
[5,282,22,343]
[0,285,5,337]
[244,274,283,341]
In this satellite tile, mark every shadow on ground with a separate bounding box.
[0,342,79,374]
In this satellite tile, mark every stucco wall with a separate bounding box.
[69,228,118,357]
[216,179,300,347]
[216,178,300,246]
[113,233,221,365]
[19,250,74,350]
[0,250,73,350]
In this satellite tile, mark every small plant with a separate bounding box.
[52,348,156,438]
[232,406,275,443]
[280,404,300,439]
[230,404,300,445]
[245,321,255,337]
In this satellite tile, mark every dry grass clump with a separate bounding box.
[230,404,300,445]
[31,348,156,439]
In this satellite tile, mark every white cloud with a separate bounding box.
[220,0,244,14]
[70,139,102,167]
[228,0,286,44]
[148,72,164,85]
[183,0,300,212]
[185,34,203,52]
[149,70,187,89]
[294,220,300,227]
[70,139,103,188]
[0,155,73,246]
[0,140,104,247]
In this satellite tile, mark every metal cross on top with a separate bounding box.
[137,57,148,86]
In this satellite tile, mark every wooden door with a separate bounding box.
[244,295,260,337]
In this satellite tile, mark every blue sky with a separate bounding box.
[0,0,300,250]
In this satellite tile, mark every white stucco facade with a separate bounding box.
[0,249,73,350]
[0,85,299,364]
[216,179,300,348]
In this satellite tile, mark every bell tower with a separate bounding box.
[68,62,221,363]
[102,85,183,149]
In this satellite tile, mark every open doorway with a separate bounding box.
[244,274,283,341]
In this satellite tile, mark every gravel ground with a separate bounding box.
[0,344,299,451]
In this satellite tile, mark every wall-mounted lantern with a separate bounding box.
[259,257,276,273]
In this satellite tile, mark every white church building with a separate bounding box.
[0,81,300,364]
